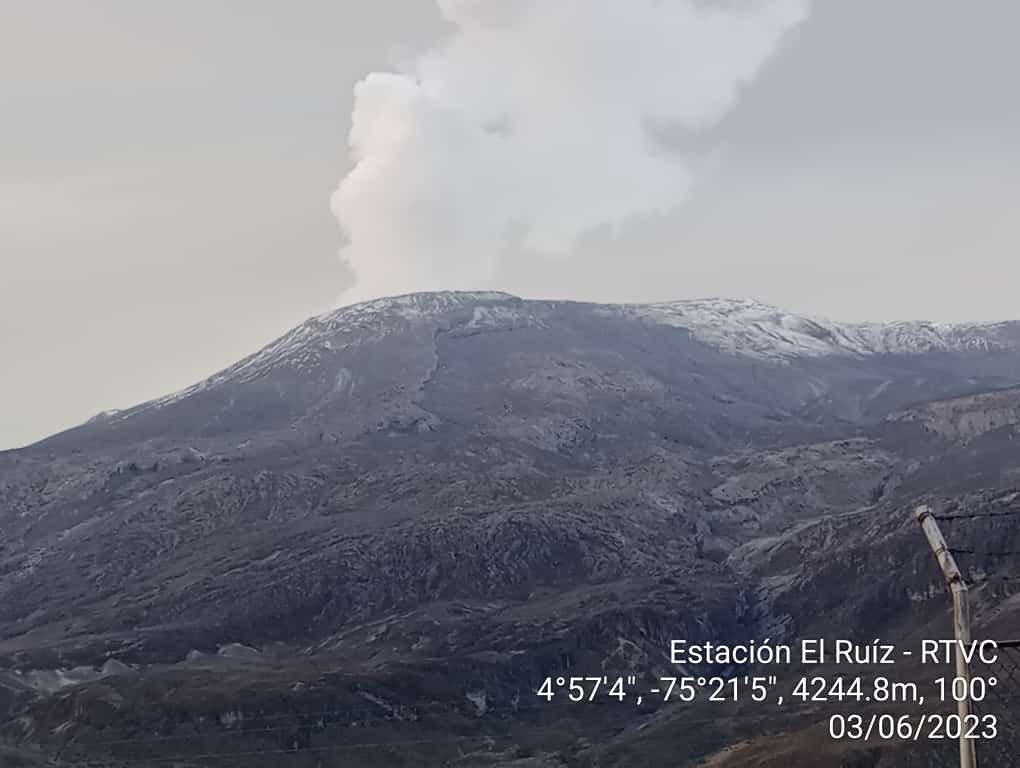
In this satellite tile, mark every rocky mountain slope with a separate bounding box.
[2,291,1019,767]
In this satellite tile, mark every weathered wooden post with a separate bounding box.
[915,504,977,768]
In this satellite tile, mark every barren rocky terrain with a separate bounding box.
[2,292,1019,766]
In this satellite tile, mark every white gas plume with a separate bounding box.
[331,0,809,303]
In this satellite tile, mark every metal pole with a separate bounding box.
[916,504,977,768]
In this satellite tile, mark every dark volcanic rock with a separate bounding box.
[2,291,1020,766]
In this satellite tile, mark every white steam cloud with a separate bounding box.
[331,0,809,303]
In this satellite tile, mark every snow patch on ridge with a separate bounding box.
[612,298,1016,361]
[106,292,1017,423]
[124,292,519,415]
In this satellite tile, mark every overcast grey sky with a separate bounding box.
[2,0,1018,449]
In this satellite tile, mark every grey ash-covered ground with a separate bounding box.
[2,291,1020,766]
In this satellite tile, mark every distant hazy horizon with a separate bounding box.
[4,0,1019,448]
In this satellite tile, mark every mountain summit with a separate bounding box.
[3,292,1020,766]
[47,291,1020,453]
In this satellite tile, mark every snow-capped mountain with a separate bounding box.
[611,297,1018,360]
[144,292,1020,411]
[6,292,1020,768]
[48,291,1020,460]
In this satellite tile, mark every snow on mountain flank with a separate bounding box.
[133,292,520,413]
[85,409,123,424]
[612,298,1016,361]
[113,292,1016,421]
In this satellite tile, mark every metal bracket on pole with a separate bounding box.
[916,504,978,768]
